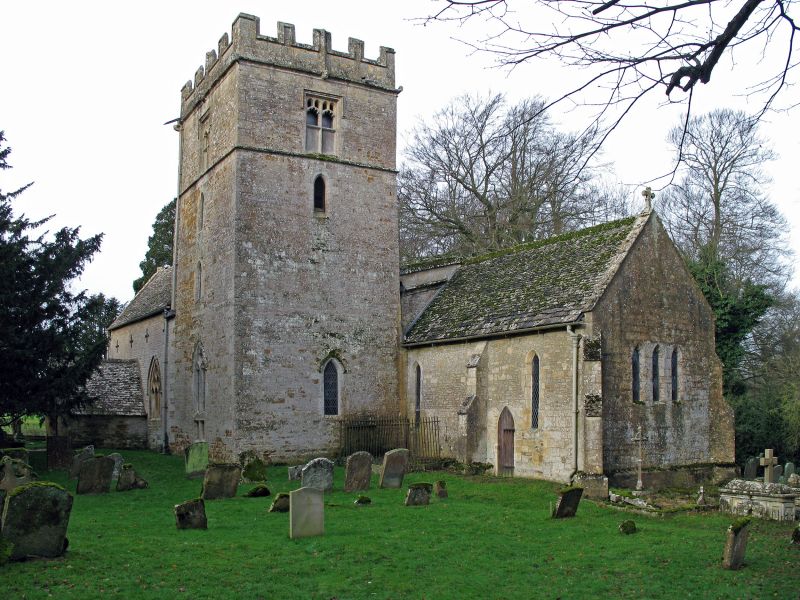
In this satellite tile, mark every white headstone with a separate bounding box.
[289,487,324,539]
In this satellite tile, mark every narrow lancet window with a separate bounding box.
[632,347,640,403]
[415,364,422,427]
[652,345,660,402]
[323,360,339,416]
[531,355,540,429]
[313,175,326,212]
[671,348,679,403]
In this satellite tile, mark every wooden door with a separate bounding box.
[497,407,515,476]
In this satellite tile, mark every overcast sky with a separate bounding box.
[1,1,798,303]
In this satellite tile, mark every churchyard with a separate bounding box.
[2,449,799,599]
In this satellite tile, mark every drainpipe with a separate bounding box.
[162,308,175,453]
[567,325,581,480]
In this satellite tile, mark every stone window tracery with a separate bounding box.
[305,95,337,154]
[147,357,162,420]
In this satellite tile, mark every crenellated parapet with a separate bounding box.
[180,13,397,116]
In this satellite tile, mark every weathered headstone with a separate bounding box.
[288,465,303,481]
[743,457,758,480]
[434,480,448,498]
[244,484,271,497]
[788,473,800,487]
[46,436,72,470]
[0,456,36,492]
[379,448,409,489]
[552,487,584,518]
[760,449,778,484]
[785,462,796,479]
[344,451,372,492]
[405,482,433,506]
[289,487,324,539]
[107,453,125,481]
[242,457,269,482]
[269,492,290,512]
[185,441,209,479]
[76,456,115,495]
[619,520,637,535]
[774,465,784,481]
[116,465,149,492]
[792,523,800,546]
[301,458,334,492]
[722,518,751,570]
[174,498,207,529]
[1,482,73,559]
[201,463,241,500]
[69,445,94,479]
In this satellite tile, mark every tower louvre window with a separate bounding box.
[305,95,337,154]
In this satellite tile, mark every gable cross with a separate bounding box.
[760,448,778,483]
[642,187,655,211]
[631,425,645,491]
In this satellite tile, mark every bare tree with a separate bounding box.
[399,93,626,261]
[422,1,800,163]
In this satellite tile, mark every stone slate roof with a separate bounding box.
[109,266,172,330]
[404,214,646,345]
[76,359,146,417]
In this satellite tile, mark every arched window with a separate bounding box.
[193,343,207,414]
[652,345,660,403]
[195,262,202,301]
[632,346,640,403]
[305,96,337,154]
[531,354,540,429]
[147,357,162,420]
[671,348,679,403]
[414,364,422,427]
[313,175,326,212]
[323,360,339,416]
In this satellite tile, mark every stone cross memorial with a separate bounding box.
[760,449,778,484]
[301,458,334,492]
[379,448,409,489]
[289,487,324,539]
[632,426,645,491]
[344,451,372,492]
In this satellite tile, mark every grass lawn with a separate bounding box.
[3,450,799,599]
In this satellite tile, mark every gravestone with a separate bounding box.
[69,445,94,479]
[289,487,324,539]
[405,482,433,506]
[242,457,269,482]
[1,482,73,560]
[174,498,207,529]
[201,464,241,499]
[301,458,334,492]
[379,448,409,489]
[434,480,448,498]
[185,441,209,479]
[619,520,637,535]
[696,486,706,506]
[76,456,115,495]
[760,449,778,484]
[788,473,800,487]
[116,465,149,492]
[743,457,758,480]
[288,465,303,481]
[719,479,797,521]
[0,488,5,511]
[269,493,290,512]
[46,436,72,470]
[107,453,125,481]
[344,451,372,492]
[774,465,784,481]
[354,495,371,506]
[722,518,751,570]
[785,462,796,479]
[244,484,271,497]
[0,456,36,492]
[552,487,584,518]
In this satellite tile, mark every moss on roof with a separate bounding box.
[404,216,642,345]
[109,267,172,330]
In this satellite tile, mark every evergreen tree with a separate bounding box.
[133,198,175,293]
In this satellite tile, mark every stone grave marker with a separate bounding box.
[760,449,778,483]
[0,488,5,511]
[288,465,303,481]
[0,456,36,492]
[788,473,800,487]
[792,524,800,546]
[107,453,125,481]
[1,482,73,560]
[354,495,371,506]
[244,484,271,497]
[69,445,94,479]
[552,487,584,518]
[269,493,290,512]
[185,441,209,479]
[774,465,784,481]
[77,456,115,495]
[619,520,637,535]
[344,451,372,492]
[242,457,269,482]
[116,465,149,492]
[434,480,448,498]
[301,458,334,492]
[174,498,207,529]
[379,448,409,489]
[719,479,797,521]
[202,463,241,500]
[289,486,324,539]
[743,457,758,480]
[785,462,795,479]
[405,482,433,506]
[722,518,751,570]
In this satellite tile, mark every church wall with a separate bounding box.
[592,215,736,482]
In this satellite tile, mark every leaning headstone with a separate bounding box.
[743,457,758,480]
[244,484,271,498]
[76,456,115,495]
[288,465,303,481]
[344,451,373,492]
[116,465,149,492]
[434,480,448,498]
[185,441,209,479]
[69,445,94,479]
[269,493,290,513]
[619,520,637,535]
[289,486,324,539]
[174,498,207,529]
[242,457,269,483]
[301,458,334,492]
[1,482,73,560]
[552,487,584,519]
[785,462,795,479]
[379,448,409,489]
[201,463,241,500]
[405,482,433,506]
[107,453,125,481]
[0,456,36,492]
[722,518,751,570]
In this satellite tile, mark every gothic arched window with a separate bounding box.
[147,357,162,420]
[671,348,679,403]
[414,364,422,427]
[632,346,640,403]
[323,359,340,416]
[531,354,540,429]
[314,175,326,212]
[652,345,660,403]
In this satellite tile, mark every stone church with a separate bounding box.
[101,13,736,491]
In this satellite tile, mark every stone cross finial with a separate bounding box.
[642,187,655,210]
[632,425,645,491]
[760,448,778,483]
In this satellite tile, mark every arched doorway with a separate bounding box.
[497,407,515,476]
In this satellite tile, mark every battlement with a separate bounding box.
[180,13,397,114]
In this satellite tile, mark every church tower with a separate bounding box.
[170,14,401,461]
